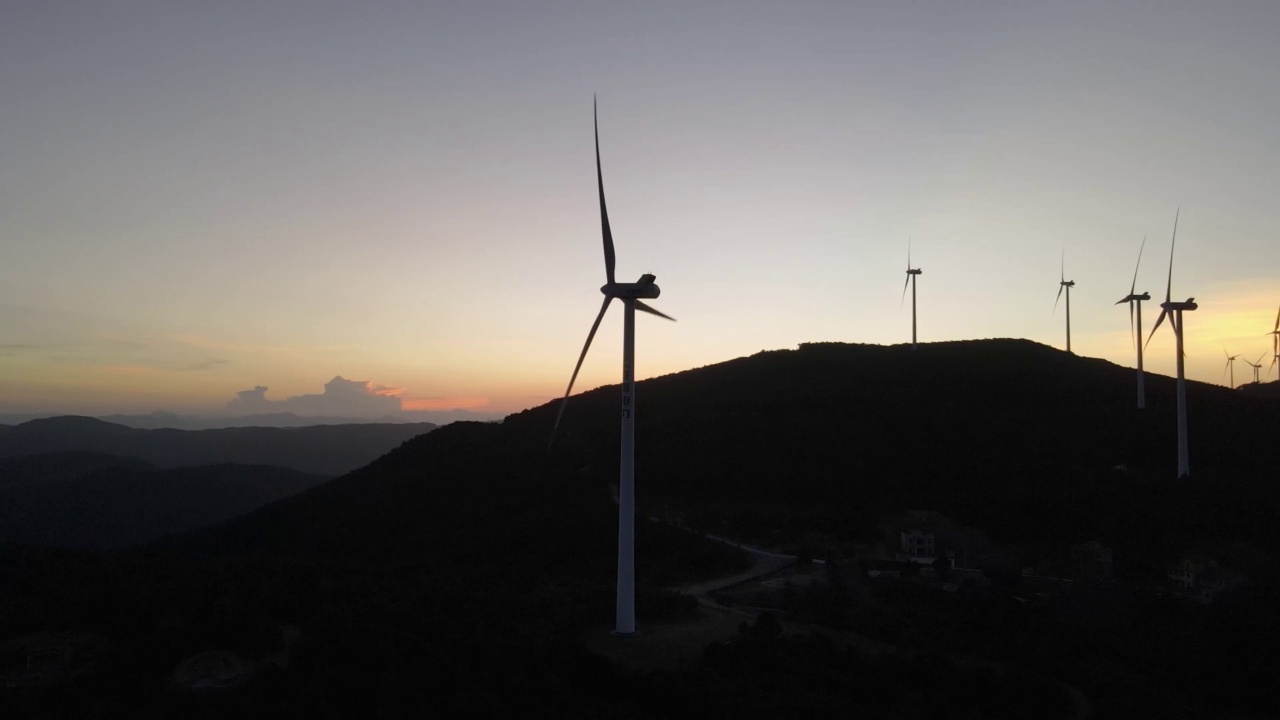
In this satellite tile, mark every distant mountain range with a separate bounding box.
[0,452,329,550]
[0,409,499,430]
[0,416,437,476]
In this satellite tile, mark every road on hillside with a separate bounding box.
[666,527,798,599]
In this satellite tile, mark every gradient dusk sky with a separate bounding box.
[2,2,1278,418]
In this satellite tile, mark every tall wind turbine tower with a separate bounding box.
[1146,209,1197,479]
[1054,250,1076,353]
[1116,235,1150,408]
[1224,349,1241,389]
[901,239,923,349]
[551,97,674,636]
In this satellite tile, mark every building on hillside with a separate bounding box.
[1167,555,1248,604]
[898,530,936,564]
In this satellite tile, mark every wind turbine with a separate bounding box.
[1223,349,1240,388]
[1054,249,1076,353]
[1115,235,1150,408]
[1245,353,1266,384]
[551,97,674,637]
[1145,208,1197,479]
[1270,305,1279,381]
[901,239,923,349]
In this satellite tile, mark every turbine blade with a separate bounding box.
[1165,207,1179,304]
[595,96,616,285]
[1274,304,1279,333]
[634,299,675,321]
[901,274,910,307]
[907,236,911,271]
[1130,234,1145,296]
[550,296,613,448]
[1145,308,1168,350]
[1054,283,1064,314]
[1129,301,1135,350]
[1060,248,1065,283]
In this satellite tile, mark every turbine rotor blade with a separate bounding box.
[1145,308,1168,350]
[1060,248,1065,283]
[550,296,613,448]
[635,299,675,321]
[907,236,911,271]
[595,95,616,285]
[901,274,910,307]
[1129,301,1135,350]
[1165,207,1179,304]
[1054,283,1064,314]
[1130,234,1146,296]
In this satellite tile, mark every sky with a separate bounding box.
[2,1,1278,419]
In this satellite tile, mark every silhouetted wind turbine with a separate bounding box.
[1270,305,1279,381]
[1223,349,1240,388]
[1054,249,1075,353]
[1245,353,1265,384]
[901,239,923,349]
[1115,235,1150,408]
[1145,208,1196,478]
[550,96,674,637]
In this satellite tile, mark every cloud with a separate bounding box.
[226,376,404,418]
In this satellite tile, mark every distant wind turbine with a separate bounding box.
[550,96,674,637]
[1115,235,1150,408]
[1145,208,1197,479]
[901,239,923,349]
[1245,353,1266,384]
[1054,249,1076,353]
[1223,349,1240,389]
[1270,305,1280,381]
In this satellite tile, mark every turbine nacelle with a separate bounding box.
[906,268,923,276]
[1162,299,1197,311]
[1060,279,1075,288]
[1115,291,1151,305]
[602,278,662,299]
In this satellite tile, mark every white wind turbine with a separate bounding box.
[1223,349,1241,389]
[1054,249,1076,353]
[900,239,923,349]
[1115,235,1151,408]
[551,97,674,636]
[1145,209,1197,479]
[1245,353,1266,384]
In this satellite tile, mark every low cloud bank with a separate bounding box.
[227,376,403,418]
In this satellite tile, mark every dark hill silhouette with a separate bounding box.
[180,338,1280,566]
[1237,379,1280,398]
[503,339,1280,552]
[0,417,437,476]
[6,339,1280,716]
[0,451,153,489]
[0,453,330,550]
